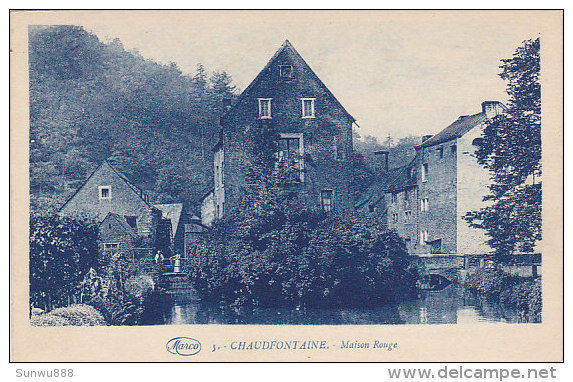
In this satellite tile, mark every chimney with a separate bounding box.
[482,101,504,119]
[422,135,433,143]
[374,150,389,173]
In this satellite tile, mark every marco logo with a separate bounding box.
[166,337,202,356]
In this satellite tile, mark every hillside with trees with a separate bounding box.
[29,25,236,215]
[29,25,419,218]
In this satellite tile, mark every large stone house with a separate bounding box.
[201,40,357,226]
[365,101,506,255]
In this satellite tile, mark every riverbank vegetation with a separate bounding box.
[188,121,419,309]
[29,213,166,325]
[30,304,107,326]
[189,208,419,309]
[464,267,541,322]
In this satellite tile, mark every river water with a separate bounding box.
[149,284,533,325]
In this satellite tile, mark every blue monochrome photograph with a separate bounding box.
[27,13,543,327]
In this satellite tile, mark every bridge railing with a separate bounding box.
[412,253,541,279]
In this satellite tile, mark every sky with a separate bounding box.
[81,10,544,142]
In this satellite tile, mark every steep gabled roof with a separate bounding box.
[416,112,486,148]
[59,160,153,211]
[355,158,417,209]
[354,182,385,210]
[221,40,356,124]
[383,160,418,192]
[100,212,138,238]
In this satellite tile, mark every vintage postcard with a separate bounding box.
[10,10,563,362]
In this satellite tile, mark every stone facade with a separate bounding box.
[203,40,356,224]
[99,212,139,253]
[414,137,458,254]
[60,161,161,246]
[455,121,493,255]
[200,189,215,227]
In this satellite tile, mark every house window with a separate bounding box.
[404,210,412,223]
[421,163,428,182]
[334,136,347,160]
[451,145,457,155]
[368,204,375,213]
[99,186,111,200]
[404,189,410,201]
[279,65,293,78]
[214,149,224,189]
[420,198,429,212]
[419,230,428,246]
[104,243,119,250]
[392,213,398,223]
[391,193,398,203]
[301,98,315,119]
[277,133,304,182]
[258,98,272,119]
[437,146,443,159]
[321,190,334,212]
[125,216,137,229]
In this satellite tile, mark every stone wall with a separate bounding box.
[456,123,493,254]
[219,43,355,218]
[414,139,458,254]
[60,162,157,239]
[386,186,419,253]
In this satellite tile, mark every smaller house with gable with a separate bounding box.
[60,160,163,253]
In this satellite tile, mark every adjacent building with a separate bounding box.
[60,161,161,247]
[155,203,205,256]
[381,101,506,255]
[201,40,357,225]
[59,160,202,255]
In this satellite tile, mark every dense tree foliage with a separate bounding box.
[190,210,418,309]
[30,212,166,325]
[29,26,237,214]
[188,124,418,309]
[29,214,100,311]
[465,38,541,256]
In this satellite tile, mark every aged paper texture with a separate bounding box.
[10,10,563,362]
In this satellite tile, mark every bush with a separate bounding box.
[30,314,69,327]
[465,267,542,323]
[124,275,155,299]
[80,258,154,326]
[500,278,542,322]
[31,304,107,326]
[29,214,99,312]
[189,211,418,309]
[464,267,513,296]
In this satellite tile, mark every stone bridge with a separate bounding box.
[412,253,542,286]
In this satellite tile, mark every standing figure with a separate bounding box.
[172,253,181,273]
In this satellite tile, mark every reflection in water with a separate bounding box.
[153,284,531,325]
